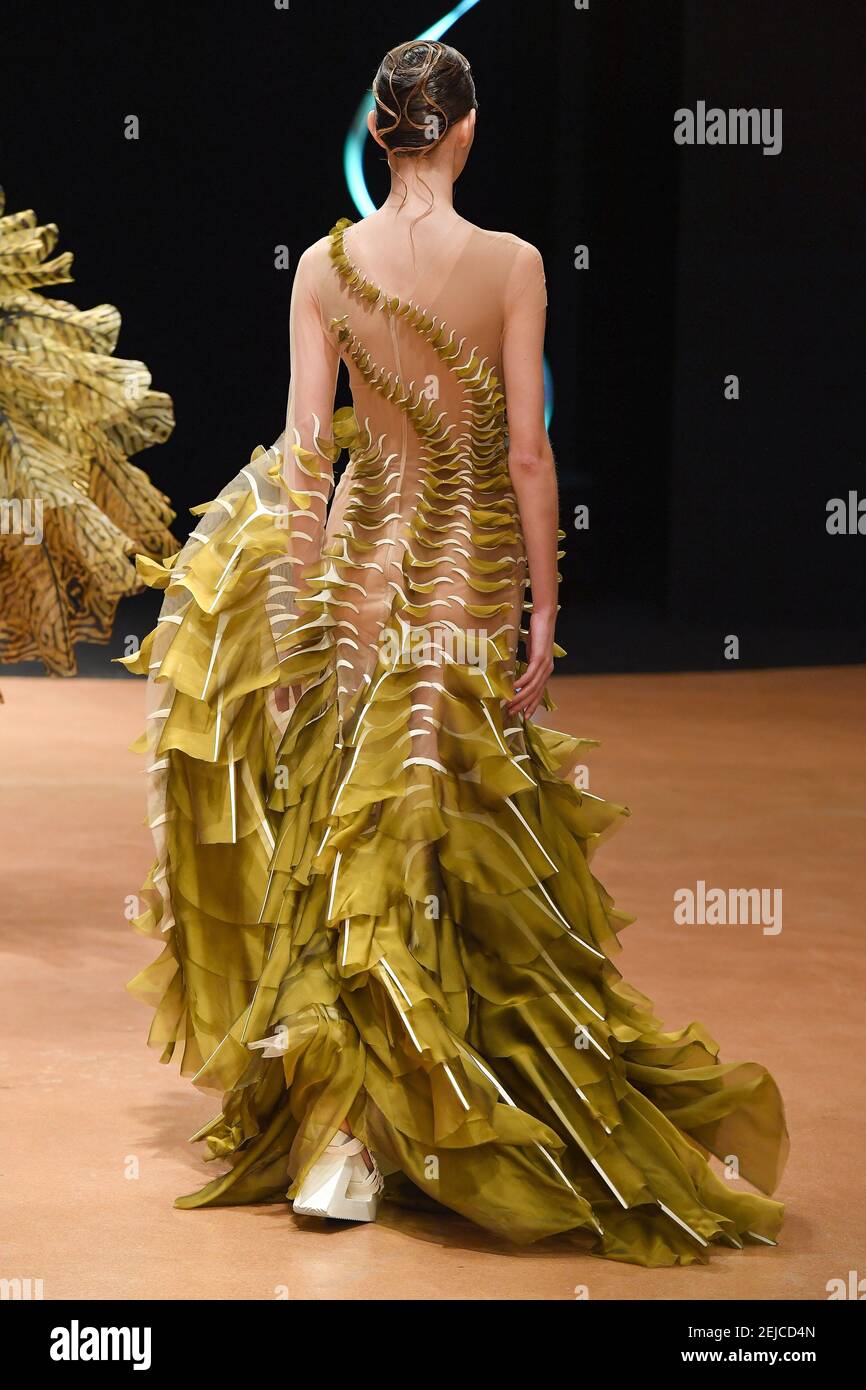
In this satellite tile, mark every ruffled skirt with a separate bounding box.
[122,438,788,1267]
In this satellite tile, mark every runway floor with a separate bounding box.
[1,667,863,1301]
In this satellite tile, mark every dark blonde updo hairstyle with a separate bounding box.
[372,40,477,160]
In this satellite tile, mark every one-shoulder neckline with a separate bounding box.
[328,216,477,318]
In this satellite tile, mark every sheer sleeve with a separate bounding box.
[501,240,548,451]
[277,245,340,617]
[504,240,548,320]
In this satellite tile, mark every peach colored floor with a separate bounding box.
[1,668,864,1301]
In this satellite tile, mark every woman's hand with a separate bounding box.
[506,608,556,719]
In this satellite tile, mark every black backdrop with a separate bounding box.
[1,0,863,675]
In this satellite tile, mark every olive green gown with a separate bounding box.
[122,217,788,1266]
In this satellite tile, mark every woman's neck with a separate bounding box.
[380,157,456,219]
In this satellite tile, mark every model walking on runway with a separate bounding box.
[124,39,788,1266]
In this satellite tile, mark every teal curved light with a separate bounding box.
[342,0,553,428]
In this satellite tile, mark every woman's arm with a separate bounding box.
[275,244,340,712]
[501,242,559,719]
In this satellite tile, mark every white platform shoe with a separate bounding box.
[293,1131,384,1223]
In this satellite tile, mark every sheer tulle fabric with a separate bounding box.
[122,218,787,1266]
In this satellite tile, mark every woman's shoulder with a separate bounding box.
[461,218,541,257]
[296,234,334,274]
[459,220,545,284]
